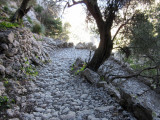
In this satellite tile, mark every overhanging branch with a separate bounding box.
[67,0,84,7]
[107,65,159,82]
[112,18,132,41]
[62,0,84,14]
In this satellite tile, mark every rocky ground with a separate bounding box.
[18,48,136,120]
[0,28,159,119]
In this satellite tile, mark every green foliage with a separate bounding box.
[36,38,43,41]
[39,11,62,36]
[33,35,43,41]
[0,0,7,6]
[28,0,37,7]
[122,5,160,62]
[74,63,87,75]
[100,75,105,81]
[0,21,19,29]
[90,24,99,35]
[115,3,160,88]
[32,23,45,35]
[34,5,44,13]
[0,16,9,21]
[4,80,9,87]
[71,67,74,71]
[22,58,38,77]
[70,63,75,71]
[32,23,41,34]
[33,2,64,38]
[57,22,71,41]
[44,17,62,36]
[70,62,87,75]
[127,12,155,56]
[3,5,9,12]
[27,16,32,24]
[24,66,38,77]
[125,57,157,76]
[0,96,15,111]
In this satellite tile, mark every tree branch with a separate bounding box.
[107,65,159,82]
[62,0,84,14]
[83,0,104,31]
[67,0,84,7]
[112,18,132,41]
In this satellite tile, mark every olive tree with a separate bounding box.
[65,0,152,71]
[11,0,32,22]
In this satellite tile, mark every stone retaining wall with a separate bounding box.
[81,57,160,120]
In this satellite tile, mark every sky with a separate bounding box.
[38,0,160,46]
[62,4,100,46]
[62,0,160,46]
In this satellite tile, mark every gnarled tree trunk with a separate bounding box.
[87,27,113,71]
[84,0,115,71]
[11,0,31,22]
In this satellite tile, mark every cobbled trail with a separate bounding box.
[21,48,136,120]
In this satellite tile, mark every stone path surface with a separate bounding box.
[20,48,136,120]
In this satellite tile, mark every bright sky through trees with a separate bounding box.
[62,4,99,46]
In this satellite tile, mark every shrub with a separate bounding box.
[0,21,19,29]
[3,5,9,12]
[32,23,45,34]
[34,5,44,13]
[22,58,38,77]
[0,16,9,21]
[40,12,62,36]
[27,16,32,24]
[0,0,7,6]
[24,65,38,77]
[28,0,37,7]
[0,96,15,111]
[41,24,46,34]
[74,62,87,75]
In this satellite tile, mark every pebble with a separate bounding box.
[17,48,136,120]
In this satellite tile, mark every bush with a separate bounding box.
[3,5,9,12]
[0,96,15,111]
[0,21,19,29]
[28,0,37,6]
[0,16,9,21]
[32,23,45,34]
[34,5,44,13]
[0,0,7,6]
[41,24,46,34]
[27,16,32,24]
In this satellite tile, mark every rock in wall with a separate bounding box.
[0,27,50,78]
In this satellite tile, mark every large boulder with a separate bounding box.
[119,80,160,120]
[74,58,84,68]
[86,42,93,49]
[75,42,86,49]
[91,45,97,51]
[0,82,5,96]
[0,31,14,44]
[71,58,84,74]
[5,66,13,76]
[23,8,40,28]
[43,37,57,47]
[0,64,5,77]
[75,42,96,50]
[1,43,8,51]
[68,42,74,47]
[5,48,18,57]
[83,68,100,84]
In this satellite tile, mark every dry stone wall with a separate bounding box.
[0,28,50,78]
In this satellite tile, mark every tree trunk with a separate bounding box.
[84,0,114,72]
[11,0,31,22]
[87,26,113,71]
